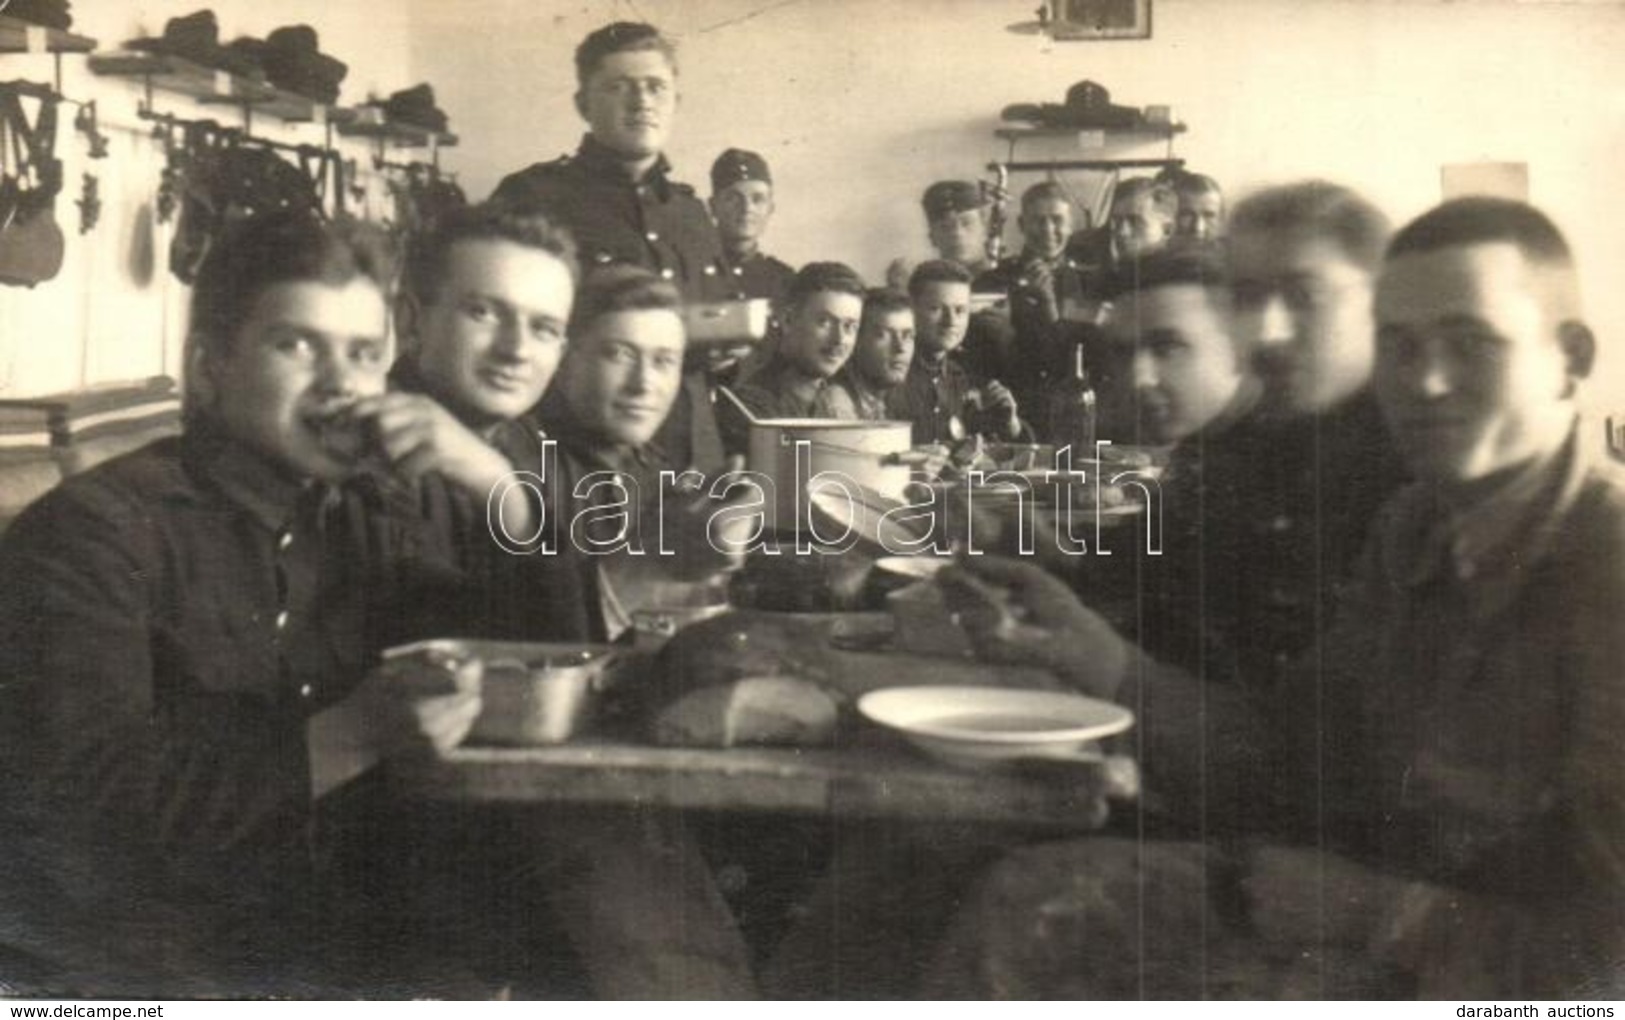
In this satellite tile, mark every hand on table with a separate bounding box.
[357,648,485,757]
[938,555,1129,699]
[980,380,1023,440]
[1241,845,1416,951]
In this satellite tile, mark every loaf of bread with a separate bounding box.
[645,611,846,747]
[652,675,840,748]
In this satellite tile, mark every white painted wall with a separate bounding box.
[4,0,1621,411]
[411,0,1625,409]
[0,0,413,396]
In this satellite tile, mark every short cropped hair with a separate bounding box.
[568,264,683,338]
[907,258,973,299]
[782,261,867,317]
[1228,181,1390,273]
[1111,177,1177,217]
[1387,196,1573,267]
[575,22,677,87]
[1388,197,1583,319]
[859,287,913,330]
[190,210,396,360]
[1173,172,1223,202]
[404,202,579,306]
[1020,181,1071,215]
[1101,248,1230,304]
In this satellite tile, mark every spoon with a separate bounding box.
[715,385,759,426]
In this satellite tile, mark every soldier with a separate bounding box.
[708,147,795,304]
[975,181,1096,425]
[890,260,1027,445]
[490,21,728,470]
[718,262,866,453]
[922,179,996,278]
[1173,171,1226,244]
[1069,175,1178,275]
[825,288,916,422]
[701,147,795,388]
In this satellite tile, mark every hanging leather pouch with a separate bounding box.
[0,82,66,288]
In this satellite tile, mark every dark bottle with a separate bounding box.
[1046,343,1097,457]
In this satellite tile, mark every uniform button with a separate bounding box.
[277,531,293,551]
[298,683,313,698]
[275,610,290,630]
[1269,515,1293,533]
[704,265,717,276]
[732,266,743,276]
[660,268,675,280]
[645,230,660,242]
[595,252,613,264]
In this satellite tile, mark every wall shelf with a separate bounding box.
[335,113,457,149]
[88,51,343,125]
[0,14,96,54]
[994,123,1186,143]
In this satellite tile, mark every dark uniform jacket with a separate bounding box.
[1120,427,1625,995]
[491,135,730,472]
[719,248,795,304]
[975,251,1097,428]
[887,351,1031,446]
[492,135,729,301]
[0,430,588,994]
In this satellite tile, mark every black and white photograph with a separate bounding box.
[0,0,1623,1003]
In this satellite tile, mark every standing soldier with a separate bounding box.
[704,147,795,386]
[709,147,795,304]
[491,21,728,469]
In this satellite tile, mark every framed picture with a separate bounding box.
[1048,0,1153,40]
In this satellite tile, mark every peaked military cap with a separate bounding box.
[711,148,772,192]
[922,180,988,220]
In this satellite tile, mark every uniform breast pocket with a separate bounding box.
[153,608,280,700]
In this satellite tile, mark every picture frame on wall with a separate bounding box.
[1047,0,1152,40]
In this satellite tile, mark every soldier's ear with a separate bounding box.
[395,291,422,358]
[1557,319,1595,391]
[573,90,588,120]
[186,333,219,413]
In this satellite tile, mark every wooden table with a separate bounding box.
[389,737,1118,832]
[385,617,1133,834]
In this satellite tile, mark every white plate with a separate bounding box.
[858,685,1134,769]
[872,555,953,581]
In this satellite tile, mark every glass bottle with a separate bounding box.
[1046,343,1097,457]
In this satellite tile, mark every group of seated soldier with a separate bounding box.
[0,16,1620,1003]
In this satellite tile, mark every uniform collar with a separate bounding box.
[182,425,316,533]
[836,366,892,410]
[746,355,818,398]
[575,134,672,192]
[912,349,960,380]
[536,391,668,475]
[1383,421,1589,594]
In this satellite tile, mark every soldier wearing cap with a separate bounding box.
[922,179,996,278]
[709,147,795,305]
[491,21,729,471]
[910,179,1019,393]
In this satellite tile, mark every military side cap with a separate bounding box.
[922,180,987,219]
[711,148,772,191]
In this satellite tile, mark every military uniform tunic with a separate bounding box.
[492,135,730,471]
[491,135,730,303]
